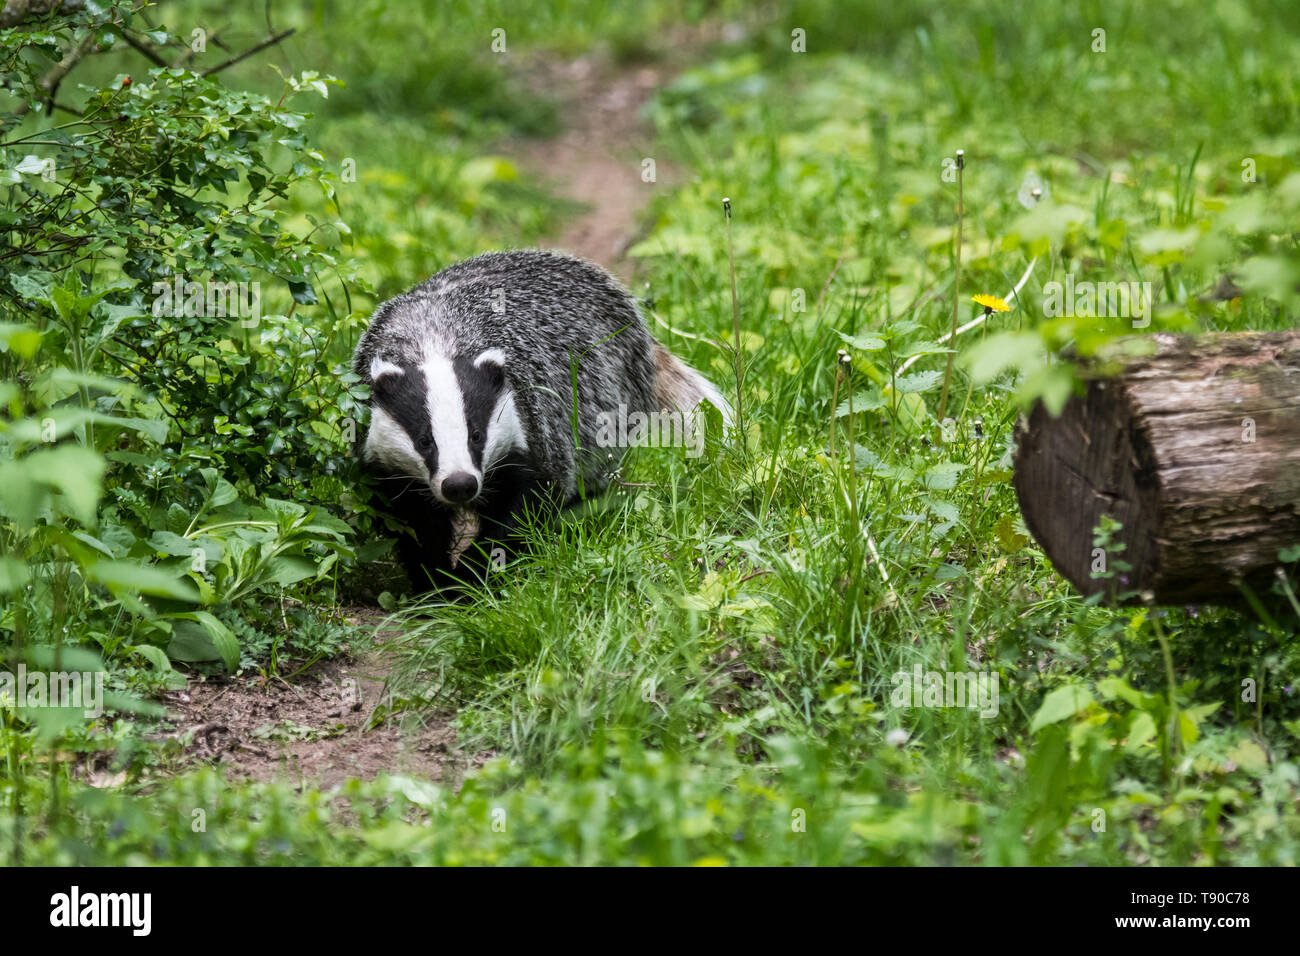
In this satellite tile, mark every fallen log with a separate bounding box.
[1013,330,1300,605]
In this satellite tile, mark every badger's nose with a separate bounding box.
[440,471,479,504]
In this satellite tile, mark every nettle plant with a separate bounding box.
[0,4,366,680]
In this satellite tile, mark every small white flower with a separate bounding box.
[1017,171,1049,209]
[886,728,909,748]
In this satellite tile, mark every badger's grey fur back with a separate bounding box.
[353,249,728,590]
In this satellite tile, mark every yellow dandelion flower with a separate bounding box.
[972,293,1011,313]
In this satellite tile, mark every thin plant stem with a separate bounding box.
[829,349,847,459]
[1150,606,1179,783]
[724,198,744,450]
[939,149,964,420]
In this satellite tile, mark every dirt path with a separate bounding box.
[508,52,682,281]
[157,608,487,788]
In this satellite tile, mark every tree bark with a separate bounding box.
[1013,331,1300,605]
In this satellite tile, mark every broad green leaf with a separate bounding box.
[1029,684,1094,733]
[181,611,240,671]
[165,619,224,665]
[834,390,886,416]
[266,555,319,588]
[148,531,198,557]
[962,331,1042,383]
[200,468,239,508]
[86,560,198,601]
[0,322,42,359]
[1125,711,1156,753]
[1235,255,1299,304]
[128,644,173,673]
[0,555,30,594]
[0,445,105,527]
[9,271,54,304]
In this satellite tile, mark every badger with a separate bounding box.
[353,249,731,591]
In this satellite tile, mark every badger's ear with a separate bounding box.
[474,348,506,390]
[369,356,405,392]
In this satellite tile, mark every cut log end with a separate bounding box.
[1013,331,1300,606]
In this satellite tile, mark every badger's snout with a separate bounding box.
[439,471,480,504]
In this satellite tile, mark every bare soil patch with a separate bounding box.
[158,608,488,789]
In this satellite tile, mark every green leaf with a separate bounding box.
[288,279,317,305]
[834,390,885,416]
[921,462,968,490]
[893,370,943,394]
[1019,364,1076,416]
[1096,676,1156,709]
[86,560,199,601]
[962,331,1042,383]
[923,496,960,522]
[1007,202,1088,245]
[0,445,106,527]
[1029,684,1094,733]
[1235,255,1299,304]
[0,556,31,594]
[179,611,240,671]
[128,644,173,673]
[266,555,319,588]
[836,330,886,351]
[165,620,224,665]
[9,271,54,304]
[0,322,42,359]
[71,531,116,559]
[148,531,197,557]
[1125,711,1156,752]
[166,502,193,535]
[994,515,1030,554]
[200,468,238,508]
[1227,738,1269,772]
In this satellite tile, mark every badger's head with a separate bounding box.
[362,348,525,506]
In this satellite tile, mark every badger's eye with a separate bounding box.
[418,435,434,452]
[471,428,484,444]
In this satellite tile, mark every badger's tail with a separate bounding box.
[652,341,734,430]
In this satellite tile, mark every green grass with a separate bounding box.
[5,0,1300,865]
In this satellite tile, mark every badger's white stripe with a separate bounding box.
[370,356,404,381]
[363,405,428,480]
[484,390,527,471]
[421,352,479,490]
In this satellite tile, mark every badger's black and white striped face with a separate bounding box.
[363,348,526,505]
